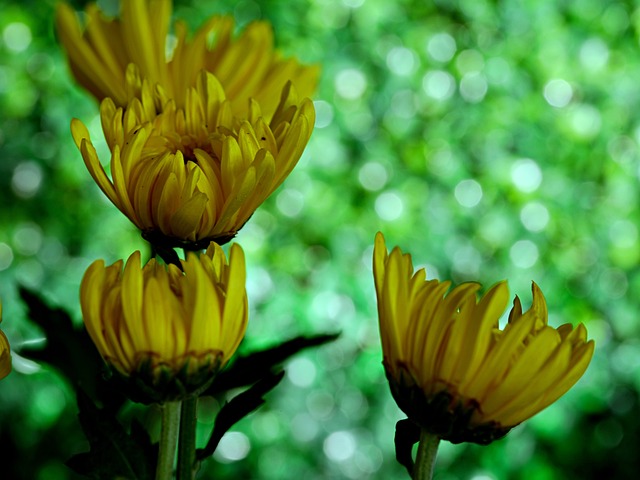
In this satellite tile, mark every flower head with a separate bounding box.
[71,70,315,248]
[373,232,594,444]
[55,0,319,119]
[80,242,248,403]
[0,302,11,381]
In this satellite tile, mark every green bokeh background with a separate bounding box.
[0,0,633,478]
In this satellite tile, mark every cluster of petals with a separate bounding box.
[72,69,315,246]
[373,232,594,430]
[80,242,248,381]
[55,0,319,119]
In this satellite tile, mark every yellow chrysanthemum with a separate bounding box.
[373,232,594,444]
[0,301,11,381]
[80,242,248,402]
[55,0,319,119]
[71,69,315,249]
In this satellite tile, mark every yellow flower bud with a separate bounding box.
[71,70,315,249]
[373,232,594,444]
[55,0,319,119]
[80,243,248,403]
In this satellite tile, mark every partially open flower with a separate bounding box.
[55,0,319,119]
[0,302,11,381]
[80,242,248,403]
[373,232,594,444]
[71,70,315,249]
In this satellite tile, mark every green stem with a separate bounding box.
[412,430,440,480]
[156,401,181,480]
[177,396,198,480]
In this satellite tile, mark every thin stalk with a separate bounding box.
[412,430,440,480]
[176,247,202,480]
[177,396,198,480]
[156,401,181,480]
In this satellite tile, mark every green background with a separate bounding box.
[0,0,632,478]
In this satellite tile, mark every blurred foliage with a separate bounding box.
[0,0,637,478]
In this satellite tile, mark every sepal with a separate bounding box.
[386,364,511,445]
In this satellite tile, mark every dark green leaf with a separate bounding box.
[395,418,421,476]
[206,332,339,395]
[18,286,120,406]
[67,390,157,480]
[197,370,285,461]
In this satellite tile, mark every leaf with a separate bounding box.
[197,370,285,461]
[18,286,121,407]
[395,418,421,475]
[195,333,338,462]
[205,332,340,395]
[67,390,158,480]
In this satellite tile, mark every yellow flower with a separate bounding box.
[71,70,315,248]
[80,242,248,402]
[373,232,594,444]
[0,301,11,381]
[55,0,319,119]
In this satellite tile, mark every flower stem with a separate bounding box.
[412,430,440,480]
[177,396,198,480]
[156,401,181,480]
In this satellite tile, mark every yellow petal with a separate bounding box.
[70,119,118,203]
[463,312,537,399]
[188,253,221,352]
[121,0,169,89]
[80,260,113,359]
[221,244,248,362]
[170,191,209,240]
[458,282,510,385]
[120,252,146,353]
[478,327,560,416]
[55,3,128,103]
[142,276,172,360]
